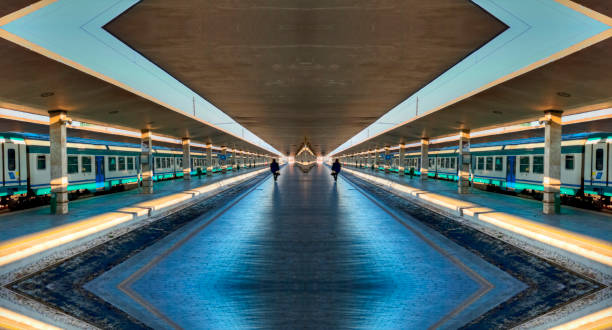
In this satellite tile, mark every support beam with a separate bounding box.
[399,144,406,176]
[375,149,381,170]
[458,130,471,194]
[140,129,154,194]
[49,110,69,214]
[543,110,563,214]
[420,138,429,181]
[182,138,191,180]
[206,145,213,176]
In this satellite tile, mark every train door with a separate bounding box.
[591,142,607,187]
[3,142,21,187]
[95,156,105,188]
[506,156,516,188]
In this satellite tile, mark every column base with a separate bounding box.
[419,171,429,181]
[183,171,191,180]
[53,202,69,215]
[543,191,561,214]
[141,181,154,194]
[50,189,69,215]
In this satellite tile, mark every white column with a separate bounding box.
[182,138,191,180]
[543,110,563,214]
[206,145,213,176]
[49,110,69,214]
[141,129,154,194]
[420,138,429,181]
[458,130,471,194]
[375,149,381,170]
[399,144,406,176]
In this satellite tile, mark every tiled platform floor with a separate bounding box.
[347,166,612,244]
[83,164,527,328]
[0,167,264,243]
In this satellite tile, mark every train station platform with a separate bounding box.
[0,164,609,329]
[0,167,269,271]
[341,166,612,271]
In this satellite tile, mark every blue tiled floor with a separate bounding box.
[0,168,263,242]
[87,165,523,329]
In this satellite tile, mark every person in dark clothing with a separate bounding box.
[270,159,280,181]
[331,159,341,181]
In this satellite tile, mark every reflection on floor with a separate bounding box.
[8,165,602,329]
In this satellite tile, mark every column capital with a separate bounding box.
[182,137,191,144]
[544,109,563,115]
[48,109,67,116]
[421,138,430,145]
[49,110,71,125]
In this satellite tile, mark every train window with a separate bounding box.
[68,156,79,174]
[127,157,134,170]
[565,155,574,170]
[37,155,46,170]
[485,157,493,171]
[82,156,92,173]
[7,149,16,171]
[595,149,604,171]
[495,157,503,171]
[155,157,160,169]
[519,156,530,173]
[444,158,448,168]
[437,158,441,166]
[119,157,126,170]
[533,156,544,174]
[477,157,484,170]
[451,158,456,168]
[109,157,117,171]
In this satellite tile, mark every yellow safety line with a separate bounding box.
[0,307,60,330]
[343,168,612,267]
[0,169,267,267]
[550,306,612,330]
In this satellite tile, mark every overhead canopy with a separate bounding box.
[0,0,280,156]
[333,1,612,156]
[0,1,610,158]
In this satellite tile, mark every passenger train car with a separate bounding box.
[355,132,611,208]
[0,132,256,209]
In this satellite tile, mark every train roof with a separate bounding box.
[379,132,610,154]
[433,132,610,152]
[1,132,182,152]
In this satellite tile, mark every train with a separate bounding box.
[0,132,266,210]
[346,132,611,209]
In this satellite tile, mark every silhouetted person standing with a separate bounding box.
[270,159,280,181]
[331,159,341,181]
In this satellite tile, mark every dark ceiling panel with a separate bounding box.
[106,0,506,155]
